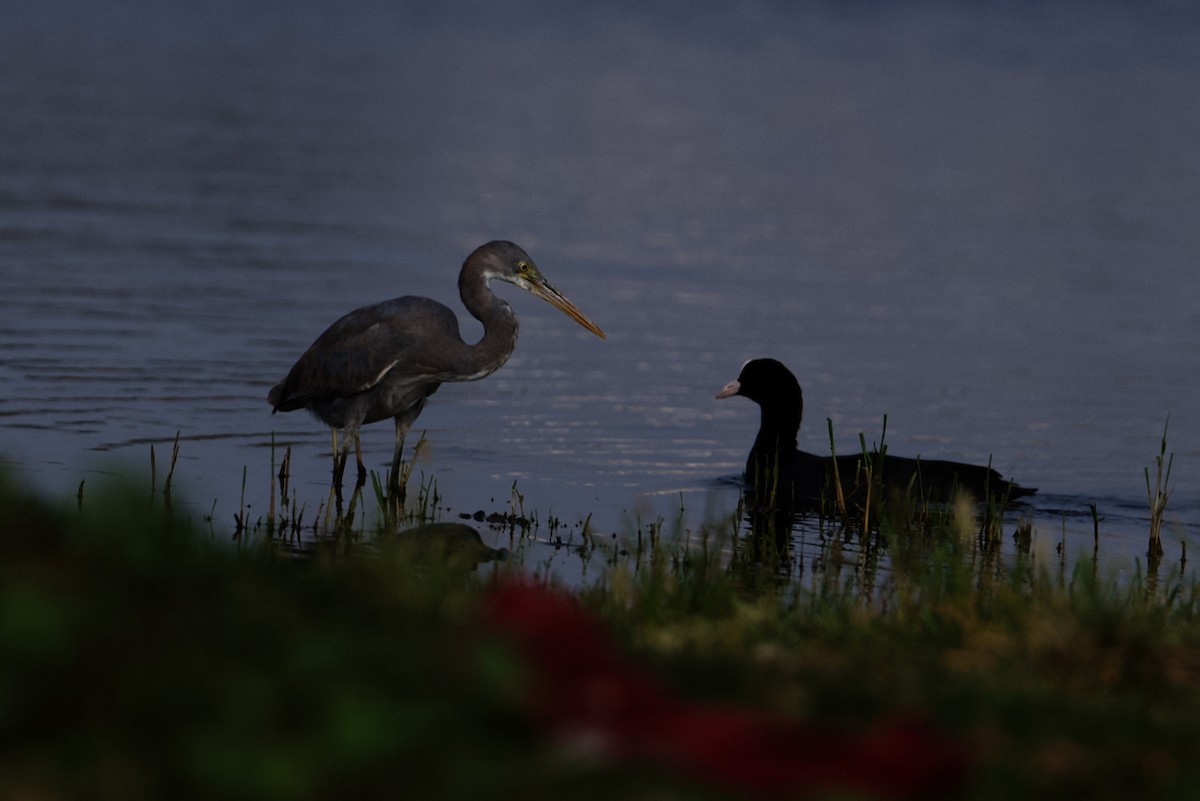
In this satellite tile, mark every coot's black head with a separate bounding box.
[716,358,801,408]
[718,358,805,481]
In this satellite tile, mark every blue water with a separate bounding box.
[2,0,1198,582]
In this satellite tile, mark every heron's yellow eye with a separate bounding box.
[516,261,530,274]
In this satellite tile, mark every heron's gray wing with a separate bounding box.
[269,297,464,410]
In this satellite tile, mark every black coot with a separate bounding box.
[717,358,1037,510]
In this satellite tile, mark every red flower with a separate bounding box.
[484,579,968,798]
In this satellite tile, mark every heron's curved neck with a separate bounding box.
[458,260,519,376]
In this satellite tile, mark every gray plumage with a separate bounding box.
[269,241,604,492]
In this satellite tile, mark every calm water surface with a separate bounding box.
[2,1,1198,583]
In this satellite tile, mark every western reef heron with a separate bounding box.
[268,241,605,496]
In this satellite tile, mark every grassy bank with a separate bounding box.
[3,470,1200,800]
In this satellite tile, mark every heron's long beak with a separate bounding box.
[532,280,606,339]
[715,379,740,399]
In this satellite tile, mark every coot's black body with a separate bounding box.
[717,359,1037,511]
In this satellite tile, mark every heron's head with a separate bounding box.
[472,240,606,339]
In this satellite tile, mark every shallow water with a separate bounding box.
[2,0,1198,583]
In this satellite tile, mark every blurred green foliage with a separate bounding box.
[0,475,700,801]
[5,470,1200,800]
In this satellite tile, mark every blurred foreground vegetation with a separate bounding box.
[3,470,1200,800]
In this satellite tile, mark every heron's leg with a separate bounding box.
[331,427,355,489]
[387,415,416,501]
[388,435,405,496]
[330,429,345,487]
[354,432,366,481]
